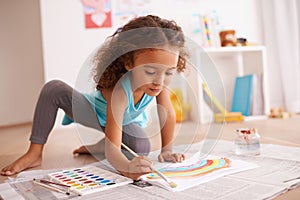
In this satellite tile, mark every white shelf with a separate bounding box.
[203,46,266,53]
[184,45,270,124]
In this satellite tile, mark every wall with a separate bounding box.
[40,0,262,84]
[0,0,45,126]
[39,0,262,127]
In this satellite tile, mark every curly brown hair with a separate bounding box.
[93,15,189,90]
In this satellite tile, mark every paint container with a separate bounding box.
[234,128,261,155]
[47,166,132,195]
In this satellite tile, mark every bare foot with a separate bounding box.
[73,139,105,155]
[73,145,91,155]
[1,152,42,176]
[1,143,43,176]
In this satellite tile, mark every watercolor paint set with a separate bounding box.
[47,165,132,195]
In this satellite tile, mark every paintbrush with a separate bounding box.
[121,143,177,188]
[39,179,71,188]
[33,179,70,195]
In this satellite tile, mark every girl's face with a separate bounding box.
[128,49,179,96]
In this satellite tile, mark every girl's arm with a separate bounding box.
[156,89,176,152]
[104,87,129,170]
[156,89,185,162]
[104,87,153,180]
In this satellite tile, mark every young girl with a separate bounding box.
[1,15,188,180]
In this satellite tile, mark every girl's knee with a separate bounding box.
[43,80,67,91]
[137,138,151,156]
[41,80,71,98]
[121,137,151,160]
[128,137,151,156]
[122,124,151,155]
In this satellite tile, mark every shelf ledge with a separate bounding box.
[203,46,266,53]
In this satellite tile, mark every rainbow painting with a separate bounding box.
[146,158,230,179]
[142,155,258,192]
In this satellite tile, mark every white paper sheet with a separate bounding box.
[141,153,258,192]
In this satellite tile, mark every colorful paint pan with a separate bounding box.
[48,166,132,195]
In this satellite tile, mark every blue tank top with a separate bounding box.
[62,74,154,127]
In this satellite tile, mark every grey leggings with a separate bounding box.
[29,80,150,158]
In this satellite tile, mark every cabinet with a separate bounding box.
[182,46,270,124]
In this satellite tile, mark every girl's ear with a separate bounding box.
[125,65,133,71]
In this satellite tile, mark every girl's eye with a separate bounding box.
[145,70,156,75]
[166,69,175,76]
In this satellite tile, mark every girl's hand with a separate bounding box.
[121,156,154,180]
[158,151,185,163]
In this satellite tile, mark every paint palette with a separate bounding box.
[47,166,132,195]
